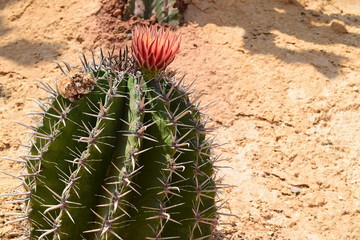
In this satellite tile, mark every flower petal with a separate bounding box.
[132,25,181,71]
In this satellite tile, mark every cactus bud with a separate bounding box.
[132,25,181,71]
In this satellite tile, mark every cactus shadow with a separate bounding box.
[0,18,11,37]
[0,0,18,10]
[0,0,18,37]
[184,0,360,78]
[0,85,4,98]
[0,39,62,65]
[0,0,62,65]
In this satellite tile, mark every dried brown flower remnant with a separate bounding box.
[132,25,181,71]
[57,69,95,101]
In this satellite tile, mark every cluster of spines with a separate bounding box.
[1,49,126,239]
[32,50,133,240]
[1,50,233,240]
[150,74,219,239]
[92,73,149,239]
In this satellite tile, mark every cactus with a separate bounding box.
[124,0,180,26]
[2,26,223,239]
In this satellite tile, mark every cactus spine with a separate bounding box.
[3,26,222,240]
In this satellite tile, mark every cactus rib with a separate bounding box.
[3,26,225,239]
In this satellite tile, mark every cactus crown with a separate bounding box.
[2,26,223,240]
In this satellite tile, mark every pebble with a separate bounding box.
[258,171,267,177]
[290,186,300,194]
[112,9,121,17]
[330,20,348,34]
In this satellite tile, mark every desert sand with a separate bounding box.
[0,0,359,239]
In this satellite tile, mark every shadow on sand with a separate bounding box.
[185,0,360,78]
[0,0,61,65]
[0,39,61,65]
[0,85,5,98]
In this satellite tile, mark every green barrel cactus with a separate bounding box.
[124,0,181,26]
[2,26,223,239]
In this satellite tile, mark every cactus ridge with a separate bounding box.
[2,49,225,240]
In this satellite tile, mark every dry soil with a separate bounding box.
[0,0,359,239]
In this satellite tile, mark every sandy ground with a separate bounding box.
[1,0,359,239]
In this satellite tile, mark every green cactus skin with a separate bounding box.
[153,0,180,26]
[4,49,221,240]
[124,0,180,26]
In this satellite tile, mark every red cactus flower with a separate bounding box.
[132,25,181,71]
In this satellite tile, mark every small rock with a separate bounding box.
[311,11,320,17]
[281,187,292,196]
[258,171,267,177]
[308,195,327,207]
[330,20,348,34]
[112,9,121,17]
[76,35,85,43]
[290,186,300,194]
[338,196,344,201]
